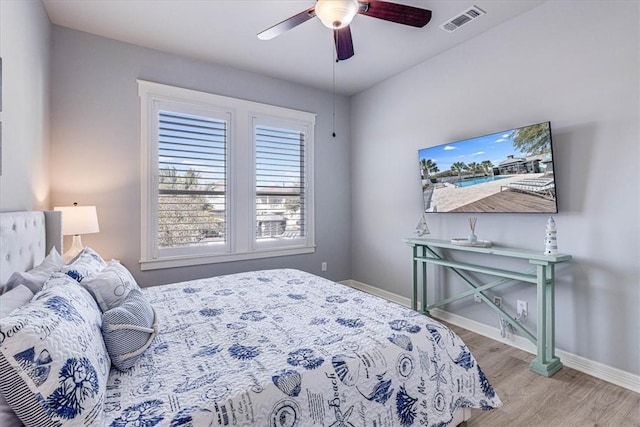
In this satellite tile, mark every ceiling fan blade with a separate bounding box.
[334,26,355,61]
[257,6,316,40]
[358,0,432,27]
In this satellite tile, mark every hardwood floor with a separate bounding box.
[446,323,640,427]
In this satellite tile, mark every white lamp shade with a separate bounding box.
[315,0,359,29]
[54,205,100,236]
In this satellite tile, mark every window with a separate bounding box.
[254,120,307,247]
[157,110,228,257]
[139,81,315,270]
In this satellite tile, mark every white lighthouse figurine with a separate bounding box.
[544,216,558,255]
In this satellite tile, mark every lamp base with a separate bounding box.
[63,235,85,264]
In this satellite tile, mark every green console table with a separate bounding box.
[403,238,571,377]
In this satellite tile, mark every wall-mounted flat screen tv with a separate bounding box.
[418,121,558,213]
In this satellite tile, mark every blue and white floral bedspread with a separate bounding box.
[104,269,500,426]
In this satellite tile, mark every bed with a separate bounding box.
[0,211,501,426]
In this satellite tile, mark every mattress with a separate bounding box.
[103,269,500,426]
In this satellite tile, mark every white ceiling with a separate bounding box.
[42,0,546,96]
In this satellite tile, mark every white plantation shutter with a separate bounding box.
[157,111,226,250]
[255,125,305,241]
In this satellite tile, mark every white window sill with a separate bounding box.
[139,245,316,271]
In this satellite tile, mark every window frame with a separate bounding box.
[138,80,316,270]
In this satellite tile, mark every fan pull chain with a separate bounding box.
[332,35,337,138]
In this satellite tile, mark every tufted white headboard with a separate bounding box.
[0,211,63,286]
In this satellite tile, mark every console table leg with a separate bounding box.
[412,245,418,311]
[421,245,428,315]
[546,266,558,362]
[530,262,562,377]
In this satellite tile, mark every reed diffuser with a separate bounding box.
[468,217,478,243]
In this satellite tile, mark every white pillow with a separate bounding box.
[4,247,64,294]
[82,261,141,312]
[34,246,64,271]
[0,285,34,319]
[0,279,110,426]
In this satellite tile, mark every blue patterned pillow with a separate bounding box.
[102,289,158,371]
[61,247,106,283]
[0,281,110,425]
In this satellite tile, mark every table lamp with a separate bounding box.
[54,203,100,263]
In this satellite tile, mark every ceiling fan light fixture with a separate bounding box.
[315,0,359,29]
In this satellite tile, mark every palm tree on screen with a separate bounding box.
[466,162,481,178]
[420,158,439,181]
[481,160,494,176]
[451,162,467,180]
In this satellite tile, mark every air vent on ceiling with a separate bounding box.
[440,5,486,33]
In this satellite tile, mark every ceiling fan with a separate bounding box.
[257,0,432,61]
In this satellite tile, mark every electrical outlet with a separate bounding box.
[517,300,528,316]
[474,294,482,303]
[321,262,327,272]
[493,296,502,308]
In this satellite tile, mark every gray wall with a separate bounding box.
[350,1,639,375]
[49,27,352,286]
[0,0,51,211]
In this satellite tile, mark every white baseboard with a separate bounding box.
[341,279,640,393]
